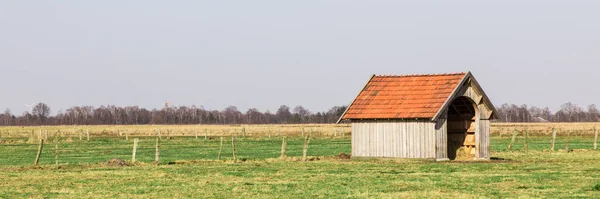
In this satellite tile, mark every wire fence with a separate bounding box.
[0,124,598,167]
[0,135,352,167]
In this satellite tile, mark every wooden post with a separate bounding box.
[309,128,313,137]
[34,139,44,165]
[231,136,237,163]
[268,129,271,139]
[551,128,557,151]
[564,130,570,151]
[218,137,223,160]
[498,128,502,138]
[280,137,287,159]
[45,130,48,140]
[126,131,129,141]
[155,137,160,164]
[242,127,246,137]
[205,128,208,140]
[523,130,528,151]
[55,142,59,166]
[508,130,518,150]
[158,129,162,140]
[195,129,198,139]
[39,130,42,140]
[594,127,598,150]
[86,129,90,141]
[279,127,282,137]
[132,138,139,163]
[79,130,82,141]
[302,135,311,161]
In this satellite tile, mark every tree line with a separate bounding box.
[496,102,600,123]
[0,103,347,126]
[1,102,599,126]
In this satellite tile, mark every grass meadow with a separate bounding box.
[0,124,599,198]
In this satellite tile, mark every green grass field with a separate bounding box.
[1,136,599,198]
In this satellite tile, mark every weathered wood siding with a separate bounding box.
[352,120,436,158]
[476,119,490,159]
[435,109,448,160]
[435,116,448,160]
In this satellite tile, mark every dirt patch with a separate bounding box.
[105,158,128,166]
[336,153,352,160]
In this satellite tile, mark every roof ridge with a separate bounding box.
[374,72,466,77]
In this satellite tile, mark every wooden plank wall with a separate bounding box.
[477,119,491,159]
[352,120,436,158]
[435,117,448,160]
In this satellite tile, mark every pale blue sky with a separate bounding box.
[1,1,599,115]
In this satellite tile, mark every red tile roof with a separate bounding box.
[341,73,467,119]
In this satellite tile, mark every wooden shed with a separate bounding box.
[338,72,498,161]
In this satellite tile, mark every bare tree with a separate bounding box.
[276,105,292,124]
[587,104,599,122]
[293,106,311,123]
[32,103,51,123]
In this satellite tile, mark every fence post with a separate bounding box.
[158,129,162,140]
[132,138,139,163]
[523,129,528,151]
[564,130,570,151]
[334,128,338,137]
[34,139,44,166]
[39,130,42,141]
[279,127,282,137]
[551,128,557,151]
[155,137,160,164]
[126,131,129,141]
[302,135,311,161]
[55,142,59,166]
[231,136,237,163]
[508,130,518,150]
[302,128,305,137]
[205,129,208,140]
[498,128,502,138]
[195,129,198,139]
[594,127,598,150]
[242,127,246,137]
[218,137,223,160]
[45,130,48,140]
[280,137,287,159]
[79,130,82,141]
[86,129,90,141]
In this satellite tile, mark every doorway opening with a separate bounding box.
[447,96,477,160]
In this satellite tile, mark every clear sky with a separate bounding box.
[1,1,599,115]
